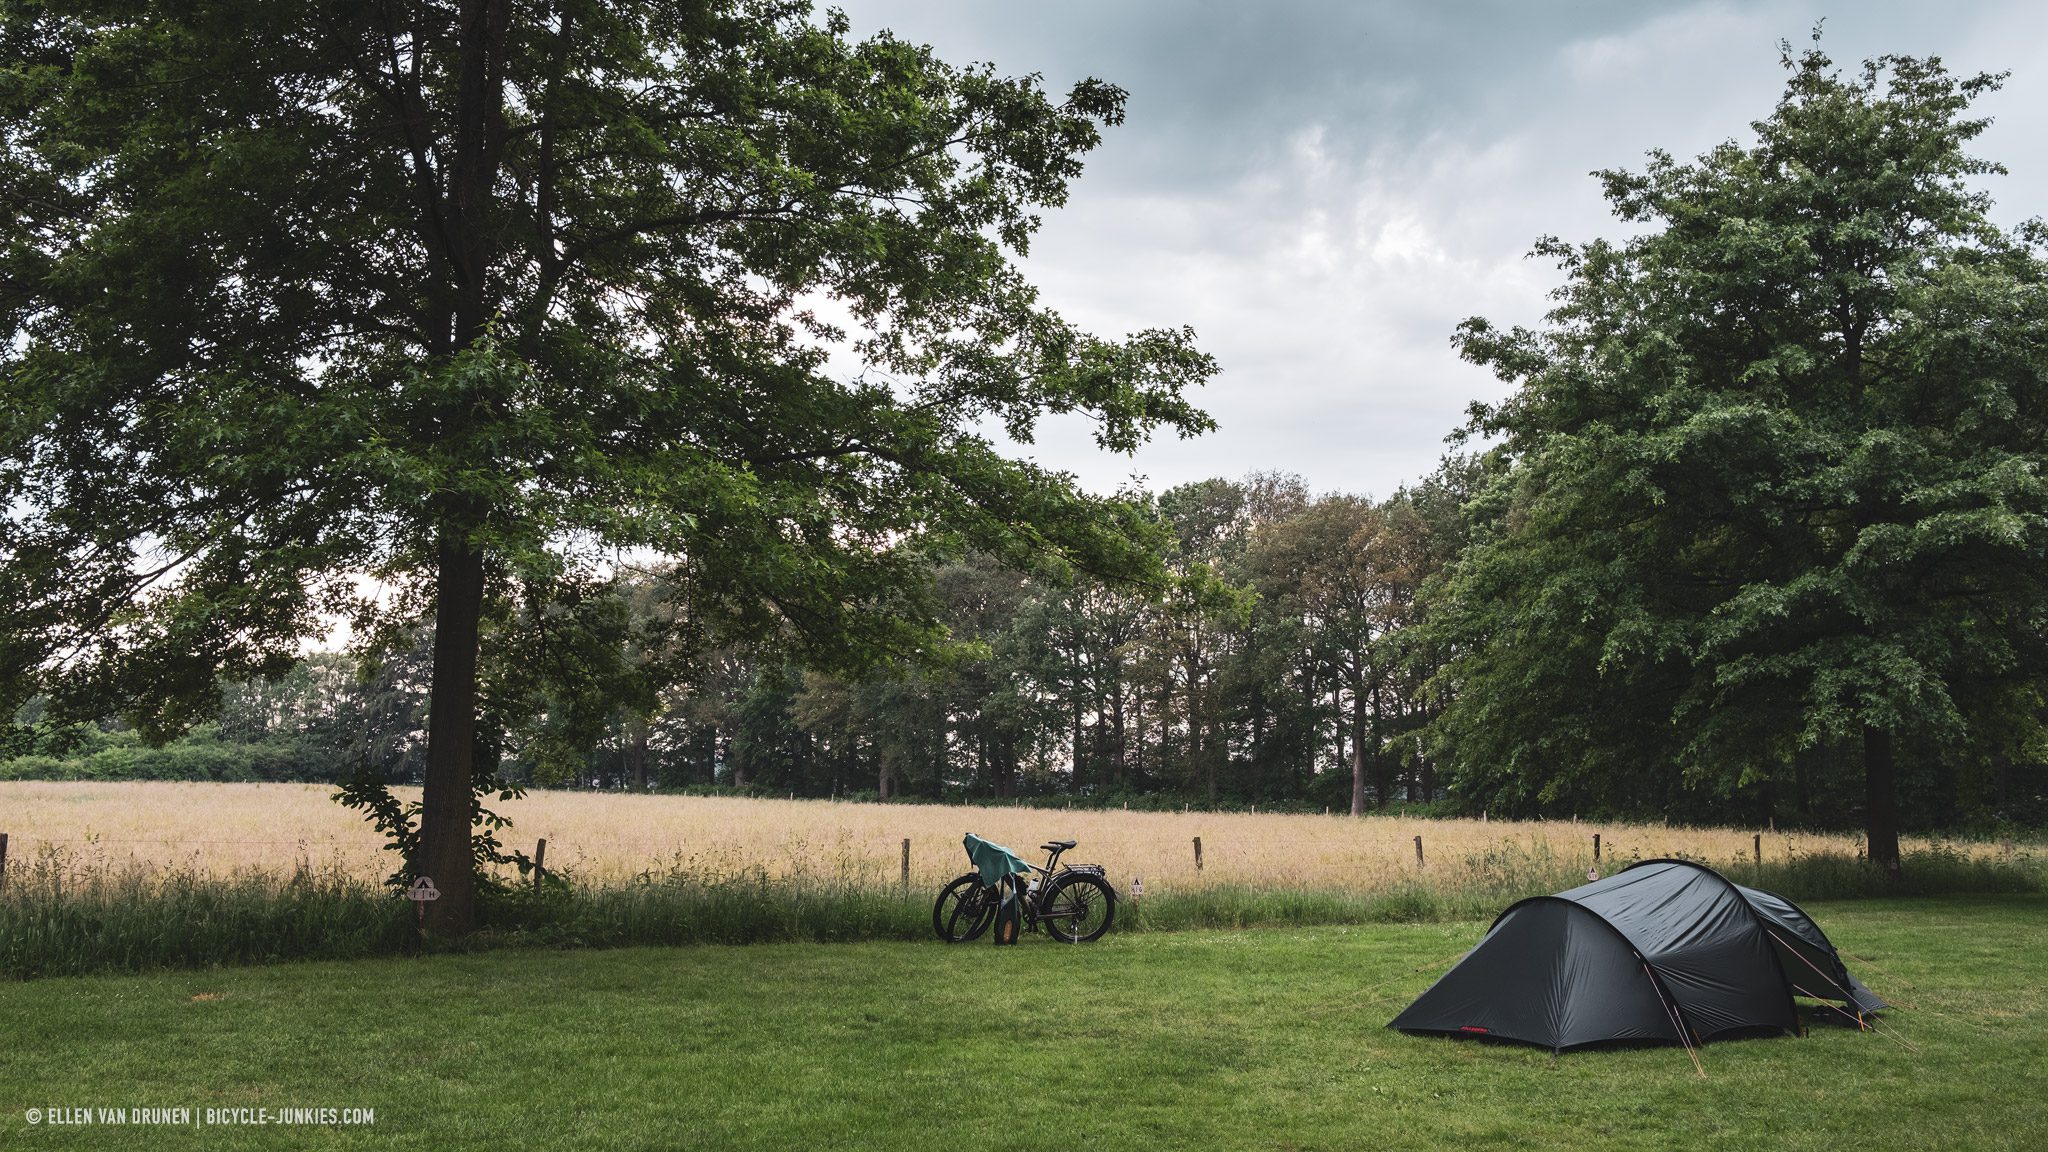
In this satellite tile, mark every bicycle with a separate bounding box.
[932,838,1117,944]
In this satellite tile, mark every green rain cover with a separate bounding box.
[962,834,1034,887]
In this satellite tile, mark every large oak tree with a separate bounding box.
[1429,42,2048,872]
[0,0,1214,930]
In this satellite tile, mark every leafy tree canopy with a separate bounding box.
[1428,38,2048,870]
[0,0,1215,928]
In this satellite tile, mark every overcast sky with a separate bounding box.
[830,1,2048,500]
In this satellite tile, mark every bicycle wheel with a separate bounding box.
[933,873,997,943]
[1040,872,1116,943]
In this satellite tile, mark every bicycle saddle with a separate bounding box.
[1041,839,1077,851]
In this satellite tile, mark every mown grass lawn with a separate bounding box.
[1,895,2042,1151]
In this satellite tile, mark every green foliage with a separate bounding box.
[0,0,1216,723]
[333,765,536,892]
[0,728,343,782]
[1427,42,2048,845]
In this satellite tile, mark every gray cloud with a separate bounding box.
[833,1,2048,497]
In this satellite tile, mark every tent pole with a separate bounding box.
[1765,927,1858,1009]
[1642,961,1706,1079]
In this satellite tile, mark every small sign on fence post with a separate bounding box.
[407,875,440,933]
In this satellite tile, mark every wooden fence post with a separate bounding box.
[0,831,8,893]
[1193,836,1203,871]
[1593,833,1600,865]
[1754,833,1762,867]
[901,839,911,888]
[533,838,547,891]
[1414,835,1425,869]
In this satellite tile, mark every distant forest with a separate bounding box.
[9,458,2043,834]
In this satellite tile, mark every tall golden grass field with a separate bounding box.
[0,780,1995,895]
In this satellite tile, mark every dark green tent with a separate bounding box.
[1389,859,1883,1052]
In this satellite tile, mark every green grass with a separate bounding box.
[0,895,2042,1150]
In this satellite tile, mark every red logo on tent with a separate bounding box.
[1459,1026,1490,1034]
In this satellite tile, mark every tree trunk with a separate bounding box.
[626,713,648,792]
[1863,725,1901,876]
[1349,690,1366,817]
[1071,685,1084,793]
[1369,683,1393,810]
[419,533,485,935]
[1130,688,1145,786]
[1157,679,1171,781]
[1111,681,1127,791]
[994,730,1017,799]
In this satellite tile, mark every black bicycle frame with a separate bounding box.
[1004,844,1103,927]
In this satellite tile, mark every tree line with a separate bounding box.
[14,449,2043,837]
[6,466,1463,812]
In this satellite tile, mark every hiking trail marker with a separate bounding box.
[408,876,440,932]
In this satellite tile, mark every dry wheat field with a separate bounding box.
[0,779,2000,896]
